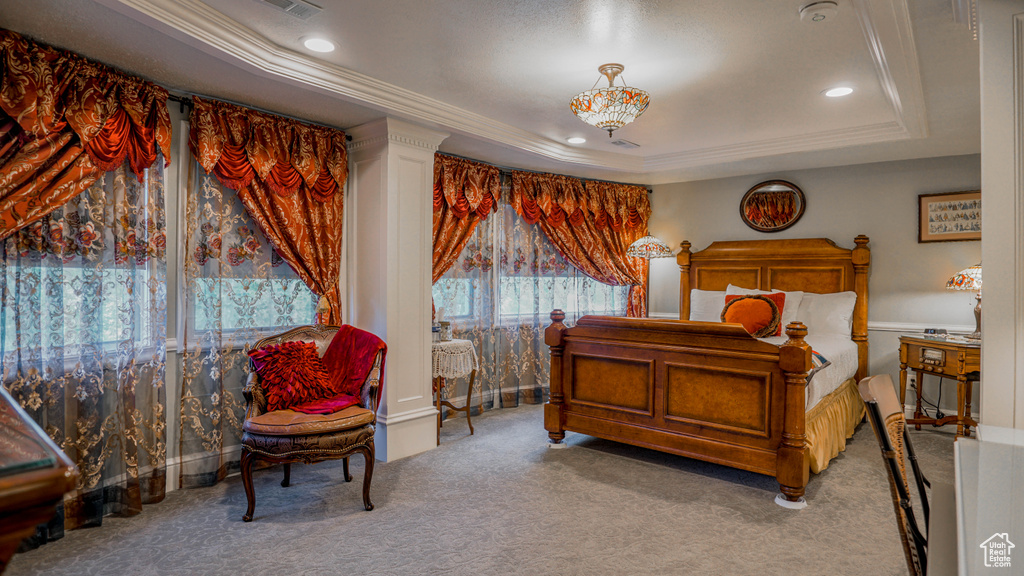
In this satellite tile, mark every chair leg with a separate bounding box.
[360,444,375,511]
[343,456,352,482]
[281,463,291,487]
[241,450,256,522]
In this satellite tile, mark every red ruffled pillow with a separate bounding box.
[722,293,786,337]
[249,341,334,412]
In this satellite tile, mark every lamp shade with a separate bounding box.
[627,235,673,259]
[946,263,982,291]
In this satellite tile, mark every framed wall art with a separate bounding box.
[918,190,981,243]
[739,180,805,233]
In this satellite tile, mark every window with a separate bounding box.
[431,203,628,410]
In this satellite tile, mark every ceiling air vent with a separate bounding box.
[610,139,640,149]
[256,0,322,20]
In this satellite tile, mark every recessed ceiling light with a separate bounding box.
[824,86,853,97]
[567,137,586,144]
[303,38,336,53]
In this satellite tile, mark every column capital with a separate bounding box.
[348,117,449,153]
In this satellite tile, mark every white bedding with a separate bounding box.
[757,334,859,411]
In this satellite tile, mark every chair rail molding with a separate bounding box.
[646,313,974,335]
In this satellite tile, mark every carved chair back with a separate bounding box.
[246,324,384,418]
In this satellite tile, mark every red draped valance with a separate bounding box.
[511,172,650,231]
[509,171,650,317]
[188,96,348,324]
[434,154,500,219]
[432,154,501,283]
[0,29,171,239]
[189,97,347,201]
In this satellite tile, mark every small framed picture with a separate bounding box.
[739,180,805,232]
[918,190,981,243]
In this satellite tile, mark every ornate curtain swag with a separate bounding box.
[188,96,347,201]
[0,28,171,239]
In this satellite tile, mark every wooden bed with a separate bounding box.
[543,236,869,504]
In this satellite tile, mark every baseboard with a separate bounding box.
[165,446,242,493]
[376,406,438,461]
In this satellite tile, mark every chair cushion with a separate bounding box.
[249,341,334,412]
[243,405,374,436]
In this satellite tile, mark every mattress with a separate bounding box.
[758,334,859,411]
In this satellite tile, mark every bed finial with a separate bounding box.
[852,235,870,381]
[546,309,569,448]
[678,242,692,320]
[778,320,811,509]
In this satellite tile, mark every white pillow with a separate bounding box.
[689,289,726,322]
[725,284,805,333]
[797,291,857,336]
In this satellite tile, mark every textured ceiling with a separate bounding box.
[0,0,980,184]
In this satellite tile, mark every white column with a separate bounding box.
[346,117,449,460]
[980,0,1024,430]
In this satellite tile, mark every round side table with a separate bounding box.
[431,338,479,445]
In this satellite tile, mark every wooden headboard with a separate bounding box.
[676,236,870,380]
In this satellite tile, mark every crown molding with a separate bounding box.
[643,121,908,170]
[108,0,927,177]
[851,0,929,139]
[105,0,641,172]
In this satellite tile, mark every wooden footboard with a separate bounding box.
[544,311,813,501]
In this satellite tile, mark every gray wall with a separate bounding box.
[646,154,982,415]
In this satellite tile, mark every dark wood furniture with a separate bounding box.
[859,374,931,576]
[0,385,77,573]
[898,334,980,437]
[240,324,384,522]
[544,236,869,504]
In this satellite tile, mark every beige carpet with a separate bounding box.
[8,403,953,576]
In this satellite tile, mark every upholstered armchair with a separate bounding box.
[240,324,385,522]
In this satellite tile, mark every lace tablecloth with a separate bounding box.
[431,339,479,379]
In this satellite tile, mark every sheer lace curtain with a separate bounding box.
[179,163,316,487]
[0,161,167,543]
[432,186,628,411]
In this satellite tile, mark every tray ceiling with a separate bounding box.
[0,0,980,184]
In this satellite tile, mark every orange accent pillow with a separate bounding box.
[721,293,786,337]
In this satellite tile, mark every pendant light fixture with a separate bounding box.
[570,63,650,137]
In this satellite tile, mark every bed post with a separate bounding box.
[677,241,692,320]
[852,235,870,381]
[777,321,812,508]
[545,309,568,446]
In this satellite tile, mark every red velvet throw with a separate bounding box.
[290,393,360,415]
[291,325,388,415]
[249,341,334,412]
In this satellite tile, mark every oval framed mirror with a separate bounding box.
[739,180,806,232]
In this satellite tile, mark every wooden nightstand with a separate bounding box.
[898,334,980,437]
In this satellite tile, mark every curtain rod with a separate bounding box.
[435,151,653,193]
[166,93,353,141]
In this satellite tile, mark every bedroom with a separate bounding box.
[0,0,1021,575]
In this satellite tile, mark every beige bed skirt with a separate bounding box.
[806,377,866,474]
